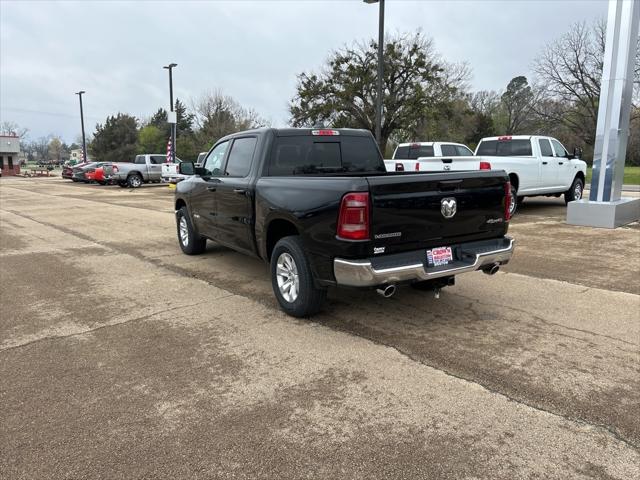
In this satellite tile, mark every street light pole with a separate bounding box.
[163,63,178,162]
[75,91,87,163]
[364,0,385,153]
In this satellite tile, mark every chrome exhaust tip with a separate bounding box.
[376,284,397,298]
[482,264,500,275]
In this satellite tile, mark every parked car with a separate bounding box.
[84,163,111,185]
[70,162,92,182]
[173,128,515,317]
[110,154,179,188]
[72,162,110,183]
[62,164,75,180]
[399,135,587,216]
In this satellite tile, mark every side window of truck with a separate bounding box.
[224,137,258,177]
[203,141,229,176]
[456,145,473,156]
[440,144,458,156]
[539,139,554,157]
[551,139,568,158]
[150,156,166,164]
[134,155,146,164]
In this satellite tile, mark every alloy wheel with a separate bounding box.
[276,252,299,303]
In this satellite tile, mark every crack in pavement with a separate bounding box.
[4,201,639,452]
[0,299,226,353]
[319,314,640,451]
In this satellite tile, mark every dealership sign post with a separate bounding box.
[567,0,640,228]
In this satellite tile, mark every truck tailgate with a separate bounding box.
[367,171,508,253]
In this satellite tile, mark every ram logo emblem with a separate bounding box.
[441,197,457,219]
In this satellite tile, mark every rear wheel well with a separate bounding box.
[266,219,299,260]
[509,173,519,191]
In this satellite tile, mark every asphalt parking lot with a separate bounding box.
[1,177,639,479]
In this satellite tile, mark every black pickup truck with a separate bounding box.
[174,128,515,317]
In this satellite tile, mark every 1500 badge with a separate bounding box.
[486,218,503,224]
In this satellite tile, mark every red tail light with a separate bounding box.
[395,163,404,172]
[337,192,370,241]
[311,129,340,136]
[504,182,512,221]
[479,161,492,170]
[415,162,420,171]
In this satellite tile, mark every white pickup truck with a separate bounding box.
[161,151,207,185]
[384,141,474,172]
[387,135,587,216]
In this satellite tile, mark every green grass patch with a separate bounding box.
[586,166,640,185]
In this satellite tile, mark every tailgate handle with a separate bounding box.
[441,158,453,164]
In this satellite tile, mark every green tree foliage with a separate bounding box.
[290,32,462,153]
[501,76,536,134]
[137,125,167,154]
[90,113,138,162]
[174,98,194,137]
[148,108,169,134]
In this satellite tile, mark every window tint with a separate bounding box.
[551,139,568,157]
[225,137,257,177]
[134,155,146,164]
[476,139,532,156]
[150,155,166,164]
[539,139,554,156]
[203,141,229,175]
[394,144,435,159]
[456,145,474,156]
[440,144,458,156]
[269,136,384,176]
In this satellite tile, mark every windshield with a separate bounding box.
[268,135,385,175]
[476,139,532,156]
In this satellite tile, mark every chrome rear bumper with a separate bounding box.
[334,237,515,287]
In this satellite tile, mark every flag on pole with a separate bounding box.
[166,137,173,162]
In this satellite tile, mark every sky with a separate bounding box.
[1,0,609,143]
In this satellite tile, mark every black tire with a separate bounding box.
[565,176,584,204]
[508,183,519,217]
[270,236,326,317]
[176,207,206,255]
[127,174,143,188]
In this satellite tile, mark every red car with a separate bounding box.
[85,164,110,185]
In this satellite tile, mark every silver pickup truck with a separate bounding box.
[111,154,181,188]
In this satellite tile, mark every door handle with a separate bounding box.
[558,161,564,165]
[207,186,217,192]
[233,188,247,195]
[542,161,548,165]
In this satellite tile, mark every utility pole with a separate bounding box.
[364,0,385,153]
[75,91,87,162]
[163,63,178,162]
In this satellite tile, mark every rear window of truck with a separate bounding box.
[476,139,533,156]
[394,144,435,159]
[268,136,385,175]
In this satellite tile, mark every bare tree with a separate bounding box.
[0,121,28,138]
[533,20,640,145]
[191,90,267,148]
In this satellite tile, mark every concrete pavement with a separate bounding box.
[1,177,638,479]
